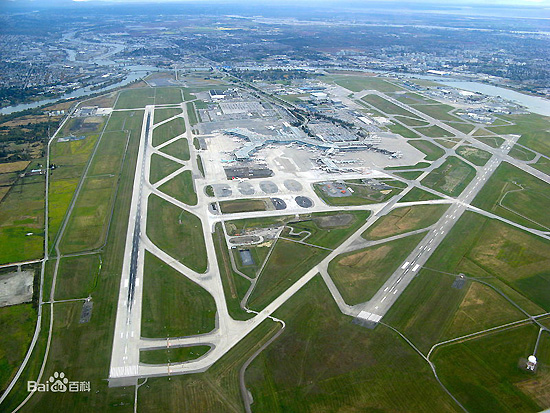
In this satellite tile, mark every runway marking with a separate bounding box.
[412,264,420,272]
[393,290,398,294]
[401,261,410,270]
[384,287,389,292]
[381,296,387,302]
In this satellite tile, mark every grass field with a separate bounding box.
[219,198,269,214]
[328,232,426,305]
[362,94,421,118]
[0,171,45,264]
[146,194,207,273]
[413,104,460,122]
[487,113,550,158]
[141,252,216,338]
[137,319,279,412]
[330,75,405,92]
[415,124,455,138]
[509,145,537,162]
[456,145,492,166]
[187,102,198,126]
[532,157,550,176]
[395,170,423,180]
[433,324,543,412]
[153,108,181,124]
[152,117,185,147]
[246,276,461,412]
[59,176,117,253]
[436,137,461,148]
[114,88,155,109]
[283,211,371,249]
[314,179,405,206]
[159,138,190,161]
[443,121,475,134]
[149,153,182,185]
[362,204,449,240]
[158,170,197,205]
[421,156,476,197]
[388,122,421,139]
[197,155,205,177]
[153,87,183,105]
[398,186,442,202]
[385,161,431,171]
[392,92,438,105]
[413,210,550,313]
[0,304,37,393]
[140,345,210,364]
[385,270,525,353]
[212,223,253,321]
[394,115,429,127]
[473,135,505,148]
[54,254,101,300]
[472,162,550,230]
[408,139,446,161]
[247,240,327,311]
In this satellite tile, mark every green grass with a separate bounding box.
[152,117,185,147]
[415,124,455,138]
[158,170,197,205]
[394,115,429,127]
[153,108,182,124]
[141,252,215,338]
[212,223,253,321]
[246,276,461,412]
[328,232,426,305]
[149,153,182,184]
[509,145,537,162]
[362,204,449,240]
[395,170,423,180]
[433,324,542,412]
[330,75,405,92]
[415,211,550,313]
[197,155,205,177]
[54,254,101,300]
[187,102,198,125]
[487,113,550,158]
[393,92,438,105]
[456,145,492,166]
[436,138,461,149]
[314,180,404,206]
[473,135,505,148]
[137,318,279,412]
[219,198,268,214]
[248,240,327,311]
[398,186,443,202]
[385,161,431,171]
[408,139,446,161]
[284,211,371,248]
[205,184,214,197]
[532,157,550,176]
[421,156,476,197]
[159,138,190,161]
[388,122,421,139]
[0,303,37,393]
[385,271,525,353]
[146,194,207,273]
[154,87,183,105]
[362,94,421,118]
[443,121,475,134]
[140,345,210,364]
[0,172,45,264]
[59,176,117,253]
[472,162,550,230]
[114,88,155,109]
[413,104,461,122]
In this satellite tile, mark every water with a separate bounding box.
[401,74,550,117]
[0,65,161,115]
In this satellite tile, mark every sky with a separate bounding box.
[2,0,549,4]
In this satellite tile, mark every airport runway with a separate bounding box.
[355,135,519,324]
